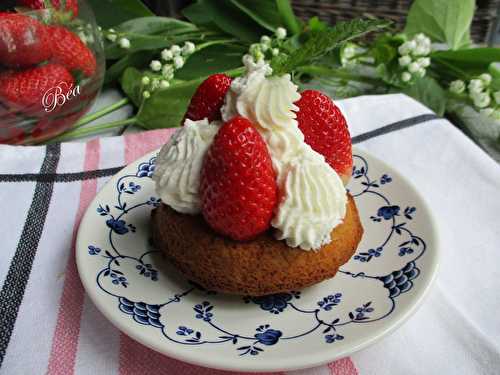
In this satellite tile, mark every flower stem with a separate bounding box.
[72,97,130,130]
[49,117,137,143]
[196,39,239,50]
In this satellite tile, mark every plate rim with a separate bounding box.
[76,147,440,372]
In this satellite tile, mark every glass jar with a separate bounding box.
[0,0,105,144]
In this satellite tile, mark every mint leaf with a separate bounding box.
[308,16,328,32]
[271,19,390,76]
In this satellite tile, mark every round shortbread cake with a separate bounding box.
[151,194,363,296]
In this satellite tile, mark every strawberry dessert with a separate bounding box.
[151,58,363,296]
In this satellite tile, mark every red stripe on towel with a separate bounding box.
[119,334,283,375]
[328,357,359,375]
[47,139,100,375]
[124,129,176,162]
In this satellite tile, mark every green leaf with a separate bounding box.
[276,0,301,34]
[182,1,213,25]
[86,0,153,28]
[402,76,446,116]
[271,18,391,75]
[176,44,246,80]
[372,43,397,65]
[113,17,196,35]
[183,0,266,42]
[120,67,144,107]
[136,78,206,129]
[104,50,156,86]
[431,48,500,76]
[230,0,282,32]
[404,0,474,50]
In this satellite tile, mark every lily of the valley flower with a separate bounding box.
[453,74,499,119]
[118,37,130,49]
[150,60,162,72]
[182,41,196,55]
[161,49,173,61]
[401,72,411,82]
[473,92,491,108]
[173,56,185,69]
[449,80,465,94]
[275,27,287,39]
[170,45,181,55]
[397,33,432,84]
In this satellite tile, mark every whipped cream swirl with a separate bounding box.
[153,119,220,214]
[222,59,347,250]
[272,151,347,249]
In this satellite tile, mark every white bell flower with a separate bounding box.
[449,80,465,94]
[150,60,162,72]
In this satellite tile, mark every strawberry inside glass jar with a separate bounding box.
[0,0,104,144]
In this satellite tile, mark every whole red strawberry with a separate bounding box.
[200,116,277,241]
[0,13,52,68]
[183,74,232,124]
[295,90,353,185]
[49,25,97,77]
[0,63,74,114]
[18,0,78,18]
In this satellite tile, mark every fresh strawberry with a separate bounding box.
[200,116,277,241]
[48,26,97,77]
[0,13,52,68]
[0,63,74,114]
[295,90,353,185]
[183,73,232,123]
[18,0,79,18]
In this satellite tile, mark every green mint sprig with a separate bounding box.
[270,18,391,76]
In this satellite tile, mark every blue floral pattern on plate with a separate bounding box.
[77,150,438,371]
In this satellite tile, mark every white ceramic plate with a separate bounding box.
[76,148,439,372]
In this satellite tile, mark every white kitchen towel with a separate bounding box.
[0,93,499,375]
